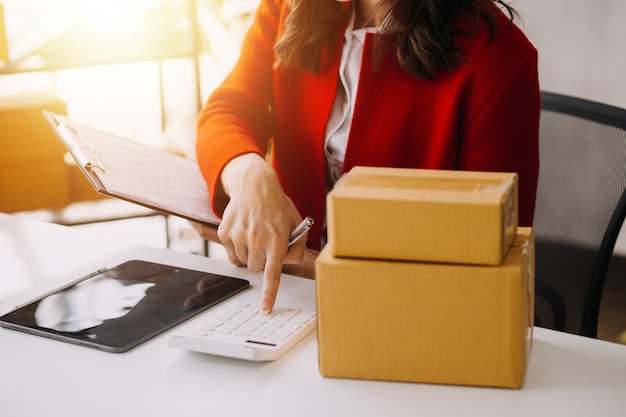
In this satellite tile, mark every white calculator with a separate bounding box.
[168,299,317,361]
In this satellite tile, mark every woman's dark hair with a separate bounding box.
[274,0,518,78]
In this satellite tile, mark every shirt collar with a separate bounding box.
[344,8,401,44]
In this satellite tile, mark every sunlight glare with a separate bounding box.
[84,0,166,29]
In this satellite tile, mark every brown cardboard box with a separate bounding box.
[0,94,104,213]
[316,228,534,388]
[0,162,70,212]
[0,95,69,212]
[0,4,8,62]
[327,166,518,265]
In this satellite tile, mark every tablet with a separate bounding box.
[0,260,249,353]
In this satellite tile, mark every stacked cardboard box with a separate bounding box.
[315,166,534,388]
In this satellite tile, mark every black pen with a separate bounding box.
[288,216,314,246]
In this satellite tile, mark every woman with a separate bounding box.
[192,0,540,314]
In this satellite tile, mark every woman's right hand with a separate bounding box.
[216,153,308,314]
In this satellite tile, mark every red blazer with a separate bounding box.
[196,0,540,250]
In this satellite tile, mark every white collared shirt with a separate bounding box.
[324,11,380,188]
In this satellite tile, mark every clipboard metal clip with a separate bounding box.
[59,124,106,173]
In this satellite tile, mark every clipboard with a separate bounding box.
[43,111,221,227]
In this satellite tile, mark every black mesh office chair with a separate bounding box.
[533,91,626,338]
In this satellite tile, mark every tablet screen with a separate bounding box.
[0,260,249,352]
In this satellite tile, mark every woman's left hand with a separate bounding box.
[281,248,320,279]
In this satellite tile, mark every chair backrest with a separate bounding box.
[534,91,626,338]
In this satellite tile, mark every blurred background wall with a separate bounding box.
[515,0,626,253]
[515,0,626,108]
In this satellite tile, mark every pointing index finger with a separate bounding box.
[259,249,284,315]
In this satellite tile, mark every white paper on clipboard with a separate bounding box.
[43,111,220,228]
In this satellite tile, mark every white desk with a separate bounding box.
[1,212,626,417]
